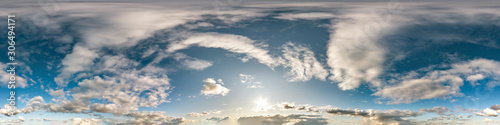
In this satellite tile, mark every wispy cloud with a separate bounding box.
[279,42,329,82]
[274,12,335,20]
[375,59,500,104]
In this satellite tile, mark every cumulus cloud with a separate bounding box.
[90,103,120,114]
[466,74,485,84]
[33,4,272,122]
[201,78,230,96]
[102,111,195,125]
[185,110,221,117]
[275,102,427,124]
[185,112,210,117]
[326,12,404,90]
[374,78,462,104]
[326,108,422,124]
[206,117,229,122]
[39,63,171,115]
[0,62,29,88]
[279,42,328,82]
[21,96,45,113]
[274,12,335,20]
[476,108,498,117]
[483,118,495,123]
[238,114,328,125]
[491,105,500,110]
[420,106,451,115]
[0,104,21,116]
[277,102,329,112]
[483,108,498,117]
[8,2,500,125]
[319,2,500,100]
[72,118,101,125]
[172,53,213,70]
[55,45,98,86]
[49,2,269,87]
[72,69,171,113]
[375,58,500,104]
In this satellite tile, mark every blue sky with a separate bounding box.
[1,0,500,124]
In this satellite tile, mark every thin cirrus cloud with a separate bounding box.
[239,74,264,88]
[167,32,330,83]
[238,114,329,125]
[166,32,277,68]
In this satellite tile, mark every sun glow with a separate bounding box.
[253,96,271,111]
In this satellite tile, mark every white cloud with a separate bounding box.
[238,114,328,125]
[201,78,230,96]
[103,111,195,125]
[466,74,485,82]
[90,103,120,114]
[221,10,268,24]
[326,108,422,124]
[375,59,500,104]
[279,42,328,82]
[50,3,269,87]
[186,112,209,117]
[491,105,500,110]
[374,78,462,104]
[276,102,328,112]
[21,96,45,113]
[0,62,28,88]
[44,100,90,113]
[275,102,429,124]
[239,74,264,88]
[420,106,451,115]
[42,54,171,115]
[483,118,494,123]
[322,2,500,92]
[72,118,101,125]
[185,110,221,117]
[274,12,336,20]
[46,65,172,115]
[326,12,405,90]
[94,55,140,73]
[479,108,498,117]
[172,53,213,70]
[167,32,277,68]
[55,45,98,87]
[206,117,229,122]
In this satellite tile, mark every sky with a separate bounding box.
[0,0,500,124]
